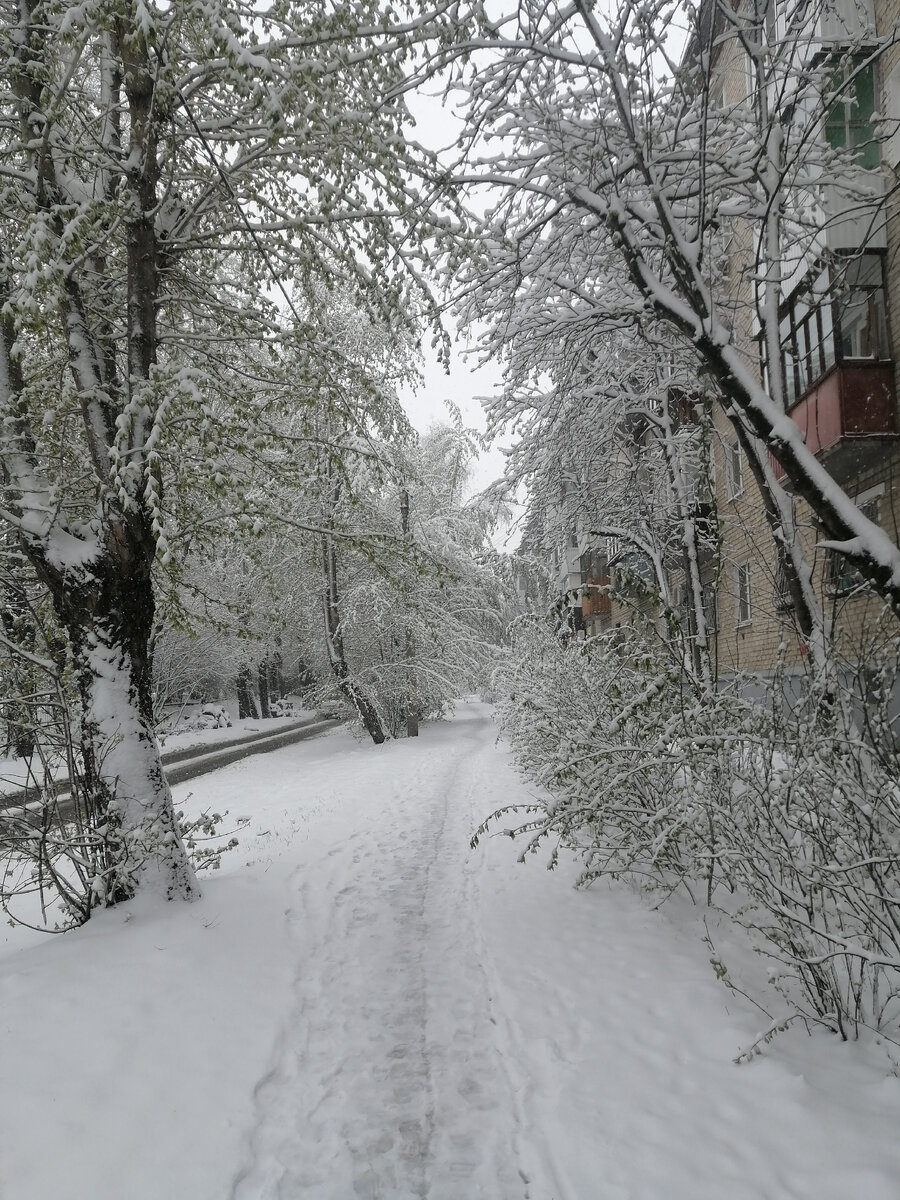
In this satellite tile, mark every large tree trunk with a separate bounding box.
[237,666,258,720]
[32,516,196,906]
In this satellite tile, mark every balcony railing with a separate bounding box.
[770,361,896,481]
[581,580,611,618]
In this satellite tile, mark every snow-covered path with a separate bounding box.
[3,702,900,1200]
[230,713,528,1199]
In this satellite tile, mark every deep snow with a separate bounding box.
[2,701,900,1199]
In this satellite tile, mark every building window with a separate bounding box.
[725,439,744,499]
[736,563,752,626]
[774,557,794,610]
[702,583,719,634]
[606,535,624,565]
[837,256,889,360]
[825,59,880,171]
[826,494,879,597]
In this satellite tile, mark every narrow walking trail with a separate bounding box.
[2,703,900,1200]
[229,712,529,1199]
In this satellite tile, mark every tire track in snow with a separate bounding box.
[228,710,528,1199]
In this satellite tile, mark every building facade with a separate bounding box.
[572,0,900,678]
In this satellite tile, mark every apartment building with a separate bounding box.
[701,0,900,678]
[570,0,900,678]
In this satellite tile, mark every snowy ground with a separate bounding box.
[3,701,900,1199]
[0,707,311,796]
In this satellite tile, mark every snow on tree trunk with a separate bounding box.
[76,632,195,904]
[34,518,196,905]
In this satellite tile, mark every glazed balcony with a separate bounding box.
[771,360,896,482]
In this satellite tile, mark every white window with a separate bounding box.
[725,439,744,499]
[736,563,752,626]
[744,52,757,106]
[884,60,900,170]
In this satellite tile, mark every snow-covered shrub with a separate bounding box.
[484,617,728,889]
[486,616,900,1039]
[719,681,900,1038]
[178,809,245,873]
[200,705,231,728]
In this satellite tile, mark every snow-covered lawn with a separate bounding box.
[2,701,900,1199]
[0,708,313,797]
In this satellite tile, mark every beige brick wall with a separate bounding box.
[877,0,900,402]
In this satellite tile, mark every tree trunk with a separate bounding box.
[271,641,284,703]
[258,658,271,719]
[32,521,196,906]
[237,666,258,720]
[658,396,714,689]
[400,488,419,737]
[321,533,386,744]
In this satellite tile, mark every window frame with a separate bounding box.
[825,57,880,172]
[778,252,889,407]
[725,438,744,500]
[702,583,719,634]
[735,562,753,626]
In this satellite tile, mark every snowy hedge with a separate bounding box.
[486,618,900,1040]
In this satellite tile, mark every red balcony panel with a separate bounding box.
[581,578,611,618]
[770,362,896,481]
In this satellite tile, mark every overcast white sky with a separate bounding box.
[398,84,524,548]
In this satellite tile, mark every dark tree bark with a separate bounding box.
[0,8,196,907]
[321,533,386,744]
[258,658,271,719]
[270,641,284,703]
[400,488,419,737]
[237,667,258,720]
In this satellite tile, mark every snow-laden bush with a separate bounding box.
[485,617,900,1039]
